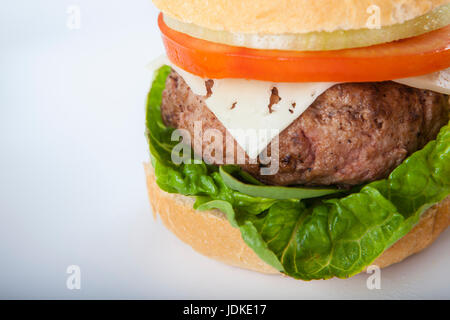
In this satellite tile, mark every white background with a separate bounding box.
[1,0,449,299]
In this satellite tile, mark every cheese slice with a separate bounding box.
[393,68,450,95]
[174,65,334,158]
[148,56,449,159]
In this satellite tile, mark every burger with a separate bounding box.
[145,0,450,280]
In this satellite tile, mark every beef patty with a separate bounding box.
[161,70,449,186]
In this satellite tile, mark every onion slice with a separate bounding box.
[164,4,450,51]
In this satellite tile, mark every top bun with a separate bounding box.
[152,0,448,34]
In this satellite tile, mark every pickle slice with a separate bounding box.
[164,4,450,51]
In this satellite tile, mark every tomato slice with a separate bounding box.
[158,13,450,82]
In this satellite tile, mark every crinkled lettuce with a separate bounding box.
[146,66,450,280]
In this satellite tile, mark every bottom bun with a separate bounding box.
[145,163,450,276]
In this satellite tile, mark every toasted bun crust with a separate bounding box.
[145,163,450,276]
[152,0,448,34]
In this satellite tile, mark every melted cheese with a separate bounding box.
[148,56,449,159]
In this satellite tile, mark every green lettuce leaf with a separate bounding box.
[220,165,342,200]
[146,66,450,280]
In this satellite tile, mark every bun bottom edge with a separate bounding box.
[144,162,450,277]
